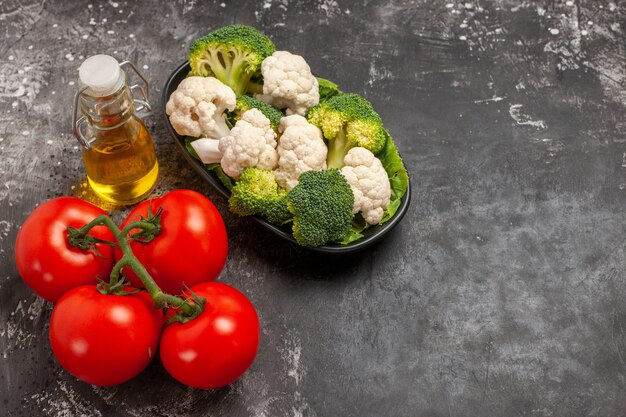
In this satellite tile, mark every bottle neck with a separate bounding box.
[80,79,135,130]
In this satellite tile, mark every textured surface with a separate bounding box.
[1,0,625,416]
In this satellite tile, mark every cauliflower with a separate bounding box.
[256,51,319,116]
[219,108,278,178]
[274,115,327,190]
[165,76,236,139]
[340,147,391,225]
[190,138,222,164]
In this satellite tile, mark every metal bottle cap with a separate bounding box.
[78,55,125,97]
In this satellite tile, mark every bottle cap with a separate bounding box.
[78,55,124,97]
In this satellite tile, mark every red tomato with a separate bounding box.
[49,285,164,386]
[15,197,115,302]
[159,282,260,389]
[117,190,228,295]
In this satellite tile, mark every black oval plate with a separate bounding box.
[162,61,411,253]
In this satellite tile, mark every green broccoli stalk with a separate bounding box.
[229,168,292,224]
[306,93,387,169]
[231,95,284,132]
[189,25,275,95]
[285,169,354,247]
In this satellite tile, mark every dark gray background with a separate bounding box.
[1,0,625,416]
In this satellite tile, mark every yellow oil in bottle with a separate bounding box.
[82,117,158,205]
[75,55,159,205]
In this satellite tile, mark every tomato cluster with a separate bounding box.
[14,190,260,388]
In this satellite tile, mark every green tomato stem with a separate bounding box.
[109,257,128,286]
[69,215,203,319]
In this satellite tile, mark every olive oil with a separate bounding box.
[83,118,158,204]
[73,55,158,205]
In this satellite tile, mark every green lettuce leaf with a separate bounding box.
[185,136,200,159]
[377,129,409,225]
[339,229,365,245]
[317,77,342,102]
[184,137,234,190]
[205,163,234,191]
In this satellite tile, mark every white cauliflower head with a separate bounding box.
[274,115,327,190]
[256,51,319,116]
[219,108,278,178]
[341,147,391,225]
[166,76,236,139]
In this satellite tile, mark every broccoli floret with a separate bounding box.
[229,167,282,216]
[307,93,386,169]
[189,25,275,95]
[229,168,292,224]
[285,169,355,247]
[265,196,292,225]
[233,95,284,131]
[317,77,342,101]
[230,168,356,246]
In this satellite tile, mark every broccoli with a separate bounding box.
[232,95,284,131]
[229,168,356,246]
[229,167,292,224]
[285,169,354,247]
[306,93,386,169]
[265,196,292,226]
[189,25,275,95]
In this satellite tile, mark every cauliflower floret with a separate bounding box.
[274,115,327,190]
[341,147,391,225]
[219,108,278,178]
[166,76,236,139]
[190,138,222,164]
[256,51,319,116]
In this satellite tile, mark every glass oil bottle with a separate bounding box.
[72,55,158,205]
